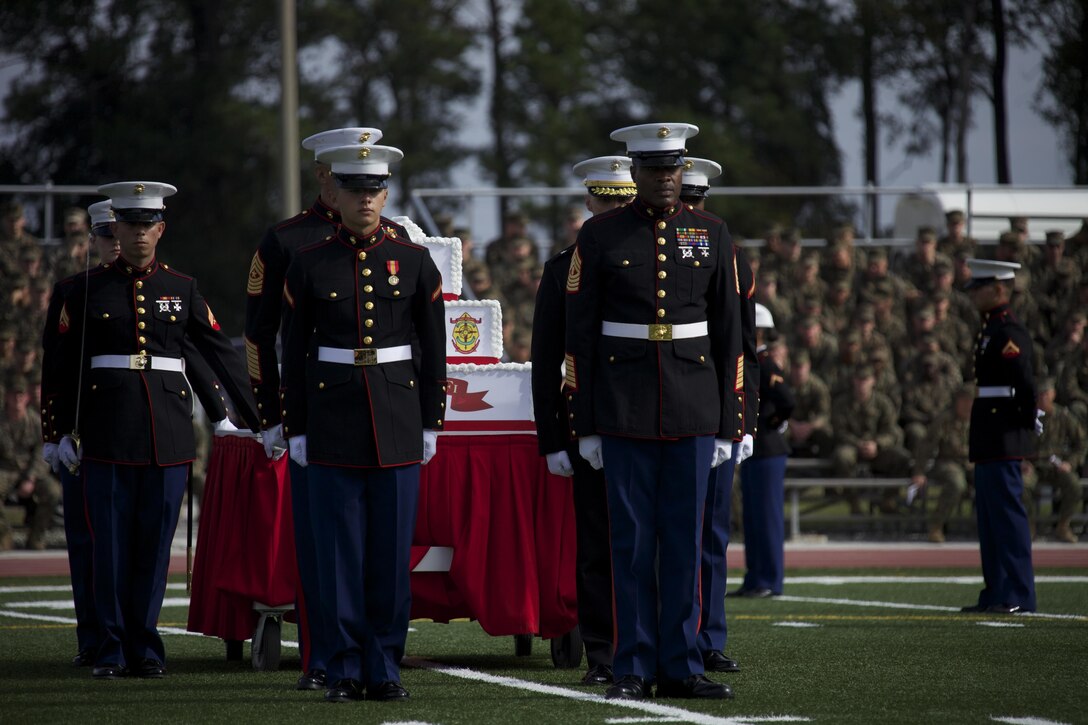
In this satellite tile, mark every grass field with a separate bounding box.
[1,569,1086,724]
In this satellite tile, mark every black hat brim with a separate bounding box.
[333,173,388,190]
[113,208,164,223]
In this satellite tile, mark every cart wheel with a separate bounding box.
[550,627,583,669]
[514,633,534,657]
[252,615,282,671]
[225,639,243,662]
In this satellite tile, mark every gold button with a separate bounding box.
[657,253,666,262]
[91,384,97,391]
[365,319,374,328]
[991,408,997,413]
[253,387,259,394]
[738,413,743,418]
[262,418,268,425]
[362,268,372,277]
[180,390,187,398]
[622,260,630,267]
[393,290,400,296]
[138,322,146,330]
[571,429,576,436]
[359,251,367,260]
[257,403,263,409]
[169,315,176,322]
[694,260,701,267]
[283,425,288,432]
[349,235,357,243]
[137,307,146,314]
[436,419,442,425]
[318,382,325,390]
[657,309,665,318]
[657,290,666,298]
[136,281,143,289]
[657,237,666,245]
[365,301,374,310]
[658,271,667,279]
[126,266,133,273]
[364,285,373,293]
[409,380,415,388]
[138,336,146,344]
[282,409,287,415]
[136,295,145,302]
[567,395,573,401]
[657,221,666,230]
[667,207,674,214]
[102,312,110,319]
[440,402,445,408]
[330,292,338,298]
[609,355,615,362]
[699,355,705,362]
[363,336,373,344]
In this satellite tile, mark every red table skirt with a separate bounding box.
[186,435,298,641]
[412,435,578,639]
[187,433,578,642]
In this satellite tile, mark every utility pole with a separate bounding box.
[279,0,300,217]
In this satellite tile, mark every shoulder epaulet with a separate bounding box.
[583,205,627,227]
[690,207,724,224]
[297,235,337,254]
[160,263,194,280]
[272,209,323,232]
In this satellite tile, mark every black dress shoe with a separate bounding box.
[297,669,327,691]
[960,604,987,613]
[92,664,125,679]
[656,674,734,699]
[133,659,166,678]
[986,604,1022,614]
[324,679,365,703]
[582,664,613,685]
[605,675,652,700]
[727,587,774,598]
[703,650,741,673]
[366,680,410,701]
[72,650,95,667]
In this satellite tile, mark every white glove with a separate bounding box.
[422,429,438,465]
[213,417,239,436]
[288,435,308,467]
[546,450,574,477]
[59,435,81,472]
[711,438,732,468]
[263,423,286,459]
[578,435,604,470]
[42,442,61,474]
[1035,409,1045,437]
[735,433,755,464]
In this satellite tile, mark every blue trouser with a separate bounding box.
[61,467,99,655]
[288,460,328,673]
[739,455,788,594]
[697,444,739,655]
[974,460,1036,611]
[601,434,711,682]
[308,463,420,686]
[83,461,188,668]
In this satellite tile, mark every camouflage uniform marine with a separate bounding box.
[868,282,908,358]
[856,248,911,310]
[1045,312,1086,383]
[1031,231,1081,343]
[912,386,974,542]
[793,317,838,386]
[823,278,855,337]
[1056,343,1088,443]
[933,291,974,365]
[784,252,826,313]
[1022,381,1086,543]
[830,366,912,513]
[937,210,977,259]
[0,376,61,550]
[787,350,834,458]
[755,270,793,336]
[868,346,902,410]
[898,227,951,297]
[826,329,865,399]
[1010,274,1045,345]
[900,352,958,461]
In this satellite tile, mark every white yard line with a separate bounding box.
[773,595,1088,621]
[991,717,1071,725]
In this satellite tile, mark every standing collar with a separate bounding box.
[311,196,341,224]
[631,197,682,221]
[111,255,159,278]
[336,224,385,250]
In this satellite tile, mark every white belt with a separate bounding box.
[977,386,1015,398]
[317,345,412,366]
[90,354,184,372]
[601,320,708,341]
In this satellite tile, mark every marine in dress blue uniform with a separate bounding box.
[531,155,635,686]
[961,259,1038,614]
[734,304,794,597]
[281,143,446,703]
[41,200,236,667]
[244,127,382,691]
[47,182,260,678]
[683,158,758,674]
[565,123,744,701]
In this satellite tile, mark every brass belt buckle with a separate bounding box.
[648,324,673,341]
[130,354,150,370]
[354,348,378,366]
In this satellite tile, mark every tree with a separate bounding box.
[1033,0,1088,183]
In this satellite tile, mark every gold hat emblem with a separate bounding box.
[358,131,371,142]
[610,161,622,172]
[133,183,145,194]
[657,126,671,138]
[357,147,371,159]
[684,160,694,171]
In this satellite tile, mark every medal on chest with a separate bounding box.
[157,296,183,314]
[387,260,400,286]
[676,227,711,259]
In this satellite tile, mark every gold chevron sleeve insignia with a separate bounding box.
[247,252,265,296]
[564,353,577,390]
[1001,339,1021,358]
[735,354,744,392]
[283,282,295,308]
[733,249,740,294]
[566,247,582,293]
[432,281,443,302]
[58,302,70,333]
[245,337,261,382]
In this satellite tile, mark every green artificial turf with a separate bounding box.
[0,570,1085,724]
